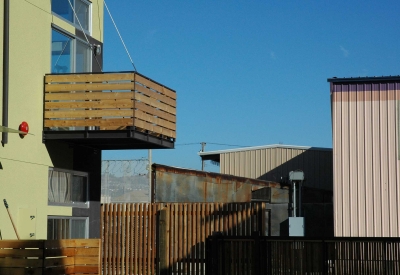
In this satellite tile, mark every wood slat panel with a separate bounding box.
[135,110,176,131]
[74,256,99,265]
[45,99,134,109]
[44,72,177,140]
[45,248,75,257]
[0,249,43,257]
[135,101,176,123]
[45,82,134,93]
[134,119,176,138]
[0,240,44,248]
[135,93,176,115]
[75,248,100,256]
[0,258,43,268]
[135,84,175,107]
[44,257,74,267]
[45,109,134,119]
[45,73,134,83]
[73,265,99,273]
[0,267,42,275]
[52,239,100,248]
[44,118,133,128]
[43,266,75,275]
[135,74,176,100]
[45,91,134,101]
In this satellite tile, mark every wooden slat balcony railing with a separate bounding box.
[44,72,176,142]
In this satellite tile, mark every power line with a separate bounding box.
[176,142,251,147]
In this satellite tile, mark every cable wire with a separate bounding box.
[176,142,251,147]
[67,0,103,71]
[104,0,138,72]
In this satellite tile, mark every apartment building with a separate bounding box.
[0,0,176,239]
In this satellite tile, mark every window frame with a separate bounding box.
[51,0,92,34]
[47,216,89,240]
[51,26,92,73]
[48,167,90,208]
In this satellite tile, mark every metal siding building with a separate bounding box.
[329,77,400,237]
[200,145,333,191]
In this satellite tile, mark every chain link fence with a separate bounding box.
[101,159,150,203]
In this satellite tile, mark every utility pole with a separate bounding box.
[201,142,206,171]
[148,149,152,202]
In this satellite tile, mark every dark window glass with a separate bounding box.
[52,0,90,32]
[51,0,73,22]
[51,29,72,73]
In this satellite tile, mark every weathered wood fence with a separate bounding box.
[0,239,100,275]
[206,235,400,275]
[101,202,268,275]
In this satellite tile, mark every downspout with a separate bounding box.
[2,0,10,145]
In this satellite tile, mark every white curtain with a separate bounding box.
[48,170,72,203]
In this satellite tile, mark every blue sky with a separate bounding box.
[101,1,400,172]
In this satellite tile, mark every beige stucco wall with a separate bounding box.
[0,0,103,240]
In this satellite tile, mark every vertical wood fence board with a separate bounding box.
[101,202,267,275]
[129,204,134,275]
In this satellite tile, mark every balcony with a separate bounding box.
[43,72,176,150]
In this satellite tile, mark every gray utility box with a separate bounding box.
[289,217,304,236]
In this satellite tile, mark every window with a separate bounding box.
[48,168,89,208]
[51,0,90,32]
[47,216,88,239]
[51,29,91,73]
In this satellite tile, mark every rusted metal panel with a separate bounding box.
[152,164,282,203]
[330,78,400,237]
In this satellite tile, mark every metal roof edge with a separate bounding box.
[151,163,280,186]
[198,144,332,156]
[327,76,400,83]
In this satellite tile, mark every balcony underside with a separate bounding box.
[43,128,174,150]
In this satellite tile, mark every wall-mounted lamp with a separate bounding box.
[93,44,102,56]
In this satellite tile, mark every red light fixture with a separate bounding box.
[19,121,29,137]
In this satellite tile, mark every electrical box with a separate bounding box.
[289,171,304,181]
[289,217,304,236]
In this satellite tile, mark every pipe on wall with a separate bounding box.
[2,0,10,145]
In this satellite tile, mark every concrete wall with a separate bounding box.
[0,0,103,239]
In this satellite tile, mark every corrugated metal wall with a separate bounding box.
[331,81,400,237]
[220,147,333,190]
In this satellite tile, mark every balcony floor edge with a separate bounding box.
[43,129,175,150]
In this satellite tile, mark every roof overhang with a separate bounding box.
[328,76,400,83]
[198,144,332,163]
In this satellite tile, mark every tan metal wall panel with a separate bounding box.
[331,82,400,237]
[220,146,332,191]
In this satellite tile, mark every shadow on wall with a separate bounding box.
[257,148,333,191]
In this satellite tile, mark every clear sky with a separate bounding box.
[101,0,400,172]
